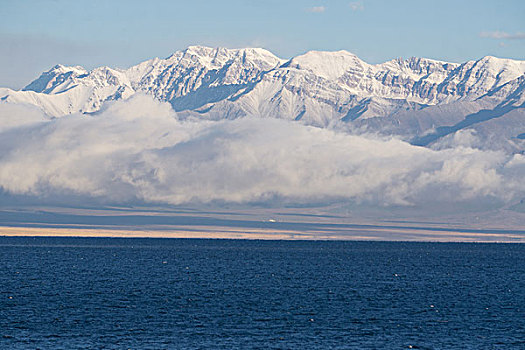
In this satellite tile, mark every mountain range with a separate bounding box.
[1,45,524,152]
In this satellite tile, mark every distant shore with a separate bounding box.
[1,225,523,243]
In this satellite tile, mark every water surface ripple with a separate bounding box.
[1,238,524,349]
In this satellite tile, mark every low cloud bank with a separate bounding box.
[0,95,524,208]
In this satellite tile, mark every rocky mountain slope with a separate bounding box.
[1,46,524,151]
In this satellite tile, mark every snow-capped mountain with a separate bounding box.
[1,46,524,151]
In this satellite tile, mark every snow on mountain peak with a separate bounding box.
[49,64,87,74]
[474,55,525,78]
[283,50,365,80]
[163,46,283,71]
[3,46,525,146]
[23,64,88,93]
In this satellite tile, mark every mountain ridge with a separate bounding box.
[1,45,524,151]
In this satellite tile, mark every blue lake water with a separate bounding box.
[1,237,524,349]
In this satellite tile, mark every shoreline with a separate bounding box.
[1,225,523,243]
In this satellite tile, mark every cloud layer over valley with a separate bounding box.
[1,95,524,212]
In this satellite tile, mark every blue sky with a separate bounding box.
[1,0,524,88]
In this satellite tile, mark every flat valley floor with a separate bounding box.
[0,205,524,242]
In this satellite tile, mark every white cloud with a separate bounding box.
[349,1,364,11]
[0,95,523,209]
[0,101,50,132]
[479,31,525,40]
[306,6,326,13]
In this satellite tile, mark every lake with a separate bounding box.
[1,237,524,349]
